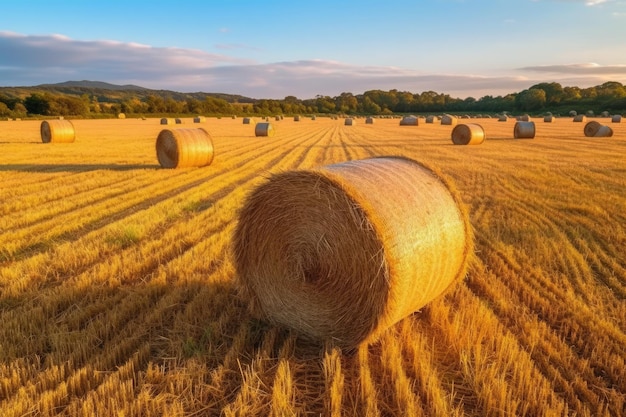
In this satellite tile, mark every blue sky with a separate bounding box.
[1,0,625,99]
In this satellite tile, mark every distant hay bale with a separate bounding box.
[594,125,614,137]
[399,115,418,126]
[232,115,237,119]
[311,115,317,120]
[117,113,126,119]
[365,117,374,124]
[255,122,276,137]
[519,114,531,122]
[514,121,536,139]
[275,116,281,121]
[160,118,174,125]
[156,128,214,169]
[451,123,485,145]
[497,115,508,122]
[573,115,586,122]
[425,115,435,123]
[586,110,595,117]
[611,115,622,123]
[344,118,356,126]
[601,111,609,117]
[40,120,76,143]
[175,118,183,124]
[569,110,577,117]
[243,117,255,125]
[461,115,471,119]
[294,115,300,122]
[441,114,457,126]
[193,116,206,123]
[544,115,556,123]
[233,156,472,349]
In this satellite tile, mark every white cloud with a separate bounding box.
[0,32,624,99]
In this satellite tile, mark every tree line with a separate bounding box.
[1,81,625,119]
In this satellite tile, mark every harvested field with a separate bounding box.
[0,116,625,416]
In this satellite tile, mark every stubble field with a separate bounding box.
[0,116,625,416]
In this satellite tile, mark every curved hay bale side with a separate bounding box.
[441,114,458,126]
[573,115,586,122]
[543,116,556,123]
[365,117,374,124]
[399,115,418,126]
[255,122,276,137]
[611,115,622,123]
[160,118,174,125]
[233,156,473,349]
[193,116,206,123]
[425,115,436,123]
[569,110,577,117]
[497,115,508,122]
[344,118,356,126]
[40,120,76,143]
[243,117,255,125]
[155,128,214,168]
[594,125,613,137]
[519,114,531,122]
[451,123,485,145]
[584,121,602,137]
[175,118,183,124]
[514,121,535,139]
[294,115,301,122]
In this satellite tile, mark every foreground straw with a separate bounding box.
[233,156,473,349]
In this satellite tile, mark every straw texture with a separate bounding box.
[255,122,275,137]
[441,114,458,126]
[451,123,485,145]
[40,120,75,143]
[514,121,536,139]
[584,121,602,137]
[233,156,473,349]
[155,128,214,168]
[399,116,418,126]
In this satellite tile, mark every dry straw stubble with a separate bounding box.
[40,119,76,143]
[451,123,486,145]
[155,128,214,168]
[233,156,473,349]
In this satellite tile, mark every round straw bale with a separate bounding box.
[160,118,174,125]
[519,114,531,122]
[232,115,237,119]
[425,115,435,123]
[255,122,276,137]
[451,123,485,145]
[294,115,300,122]
[175,118,183,124]
[584,121,602,137]
[243,117,255,125]
[441,114,457,126]
[601,111,609,117]
[573,114,586,122]
[311,115,317,120]
[497,115,508,122]
[365,116,374,124]
[594,125,613,137]
[193,116,206,123]
[40,120,76,143]
[155,128,214,169]
[233,156,473,349]
[569,110,577,117]
[543,115,556,123]
[117,113,126,119]
[399,115,418,126]
[586,110,594,117]
[611,115,622,123]
[514,121,535,139]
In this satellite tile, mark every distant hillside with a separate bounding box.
[0,80,256,104]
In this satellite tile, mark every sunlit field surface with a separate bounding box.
[1,116,625,416]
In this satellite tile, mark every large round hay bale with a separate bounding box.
[155,128,214,169]
[573,115,586,122]
[544,115,556,123]
[233,156,473,349]
[40,120,76,143]
[365,117,374,124]
[175,118,183,124]
[345,118,355,126]
[441,114,457,126]
[193,116,206,123]
[294,115,300,122]
[255,122,275,137]
[160,118,174,125]
[425,115,436,123]
[451,123,485,145]
[311,115,317,121]
[584,121,602,137]
[399,115,418,126]
[243,117,254,125]
[514,121,535,139]
[611,115,622,123]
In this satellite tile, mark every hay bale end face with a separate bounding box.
[584,121,601,137]
[514,121,536,139]
[255,122,275,137]
[40,120,76,143]
[441,114,457,126]
[193,116,206,123]
[233,156,473,349]
[365,117,374,124]
[611,115,622,123]
[573,115,586,122]
[344,118,355,126]
[543,115,555,123]
[156,128,214,169]
[160,118,174,125]
[451,123,485,145]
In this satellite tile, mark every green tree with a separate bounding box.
[24,93,50,115]
[515,88,546,111]
[529,82,564,105]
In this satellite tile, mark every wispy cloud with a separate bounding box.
[214,43,261,51]
[0,32,624,99]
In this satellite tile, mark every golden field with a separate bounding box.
[0,116,625,416]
